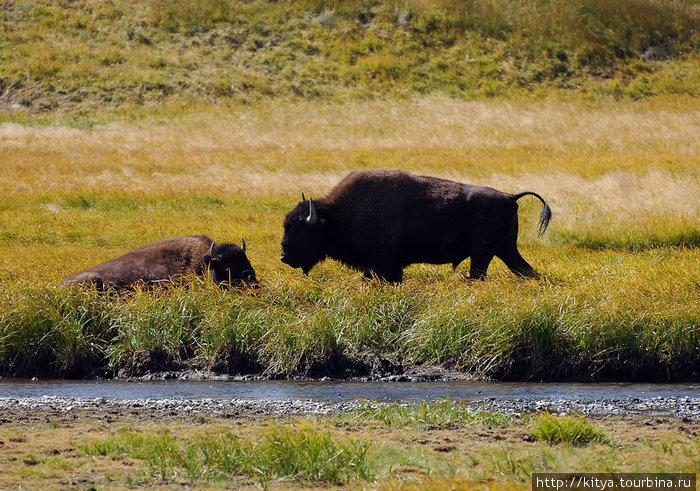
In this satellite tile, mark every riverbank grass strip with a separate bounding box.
[1,259,698,381]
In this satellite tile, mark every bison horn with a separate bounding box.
[209,241,221,262]
[306,197,318,226]
[301,192,306,202]
[241,238,246,252]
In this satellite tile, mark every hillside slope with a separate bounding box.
[1,0,698,122]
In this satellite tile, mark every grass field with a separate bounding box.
[0,97,698,379]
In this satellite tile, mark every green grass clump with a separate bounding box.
[530,413,612,446]
[104,286,207,374]
[85,424,373,486]
[0,284,114,377]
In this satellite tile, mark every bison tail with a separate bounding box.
[513,191,552,237]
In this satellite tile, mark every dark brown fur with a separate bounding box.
[61,235,256,290]
[281,168,551,283]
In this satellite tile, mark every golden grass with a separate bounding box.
[1,97,698,197]
[2,97,697,277]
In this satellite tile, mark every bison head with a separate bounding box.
[208,240,258,286]
[280,194,327,274]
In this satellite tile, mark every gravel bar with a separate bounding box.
[0,397,361,417]
[470,396,700,419]
[1,395,699,419]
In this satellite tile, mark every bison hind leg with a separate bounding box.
[497,247,538,279]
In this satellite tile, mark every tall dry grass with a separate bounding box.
[1,97,698,195]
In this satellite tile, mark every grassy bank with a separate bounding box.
[1,0,698,124]
[1,259,697,380]
[0,402,698,488]
[0,99,698,380]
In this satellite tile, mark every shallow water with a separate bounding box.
[1,379,698,402]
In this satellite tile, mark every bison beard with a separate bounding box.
[280,168,551,283]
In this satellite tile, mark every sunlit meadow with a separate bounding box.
[0,98,697,379]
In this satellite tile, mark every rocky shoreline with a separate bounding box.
[1,395,699,422]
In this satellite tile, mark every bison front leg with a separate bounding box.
[469,249,494,280]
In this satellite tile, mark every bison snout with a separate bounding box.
[280,252,290,264]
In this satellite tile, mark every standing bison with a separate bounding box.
[61,235,257,290]
[280,168,551,283]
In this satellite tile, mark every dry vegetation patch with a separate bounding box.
[1,97,698,195]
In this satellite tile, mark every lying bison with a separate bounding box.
[61,235,257,290]
[280,168,551,283]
